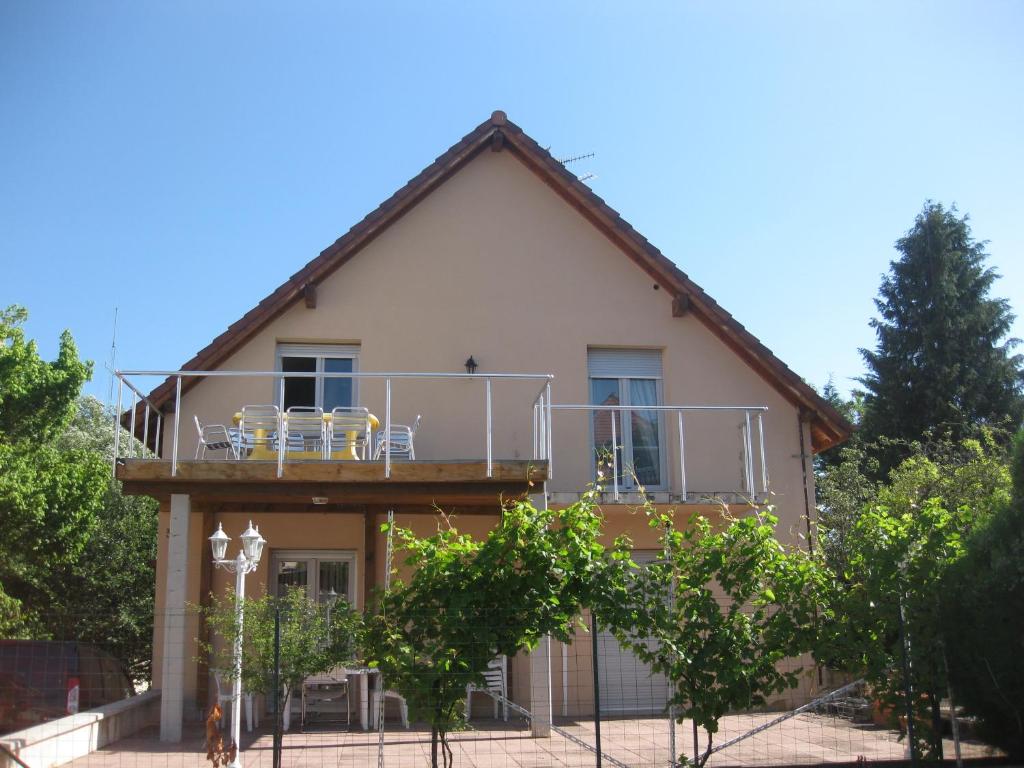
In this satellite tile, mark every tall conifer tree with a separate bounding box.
[859,202,1023,476]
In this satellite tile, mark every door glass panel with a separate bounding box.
[323,358,354,412]
[276,560,308,594]
[590,378,624,486]
[282,357,317,411]
[629,379,661,487]
[318,561,350,605]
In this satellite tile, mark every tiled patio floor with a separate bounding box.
[62,714,999,768]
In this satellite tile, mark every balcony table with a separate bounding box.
[231,412,379,461]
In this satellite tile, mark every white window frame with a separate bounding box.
[270,549,358,607]
[274,343,360,411]
[588,349,666,492]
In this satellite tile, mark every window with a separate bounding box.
[588,348,664,489]
[276,344,359,412]
[271,550,357,607]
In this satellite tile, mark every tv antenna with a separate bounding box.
[557,152,595,166]
[106,307,118,406]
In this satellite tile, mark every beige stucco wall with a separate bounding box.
[151,146,824,718]
[162,147,815,532]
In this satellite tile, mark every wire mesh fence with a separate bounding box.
[1,608,1010,768]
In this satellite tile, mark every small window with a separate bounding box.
[276,344,358,411]
[588,348,664,490]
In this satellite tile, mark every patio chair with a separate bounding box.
[211,669,258,732]
[370,688,409,729]
[327,407,372,459]
[283,406,325,456]
[373,415,421,460]
[465,656,508,721]
[193,416,239,460]
[301,666,350,729]
[239,404,281,456]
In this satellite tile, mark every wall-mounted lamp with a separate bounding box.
[464,356,478,375]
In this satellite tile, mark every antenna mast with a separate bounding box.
[107,307,118,406]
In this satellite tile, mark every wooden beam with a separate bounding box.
[206,502,504,515]
[672,294,691,317]
[303,283,317,308]
[364,508,376,604]
[118,480,531,507]
[116,458,547,484]
[196,507,214,707]
[490,130,505,152]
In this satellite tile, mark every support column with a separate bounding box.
[528,485,552,737]
[529,637,553,737]
[160,494,191,742]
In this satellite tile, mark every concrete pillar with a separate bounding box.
[528,486,553,737]
[529,636,553,737]
[160,494,191,742]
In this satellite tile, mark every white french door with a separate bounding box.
[271,550,357,607]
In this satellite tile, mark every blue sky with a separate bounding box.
[2,1,1022,403]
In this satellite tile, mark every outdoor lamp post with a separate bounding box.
[209,521,266,768]
[321,587,339,642]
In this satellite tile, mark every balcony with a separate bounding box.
[112,369,551,505]
[111,369,769,505]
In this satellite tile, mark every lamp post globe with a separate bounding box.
[240,520,261,562]
[209,524,230,562]
[252,526,266,565]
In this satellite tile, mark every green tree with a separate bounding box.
[0,306,107,626]
[814,378,865,476]
[942,429,1024,756]
[45,397,158,682]
[822,442,1011,758]
[859,202,1023,478]
[361,491,620,768]
[198,586,359,727]
[598,507,827,767]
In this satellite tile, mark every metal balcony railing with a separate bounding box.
[112,369,554,479]
[547,404,770,502]
[113,369,768,499]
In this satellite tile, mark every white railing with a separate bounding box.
[113,369,554,479]
[547,404,770,502]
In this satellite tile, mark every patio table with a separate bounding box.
[232,412,379,461]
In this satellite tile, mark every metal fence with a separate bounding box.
[0,609,1009,768]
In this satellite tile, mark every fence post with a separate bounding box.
[385,378,392,479]
[112,377,123,475]
[610,409,619,501]
[273,606,282,768]
[677,411,686,501]
[942,644,964,768]
[129,391,137,458]
[591,610,602,768]
[897,590,919,767]
[171,376,182,477]
[545,381,553,479]
[485,377,492,478]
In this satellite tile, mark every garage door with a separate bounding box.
[596,552,671,715]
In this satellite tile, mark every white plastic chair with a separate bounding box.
[327,407,372,459]
[211,669,257,732]
[193,416,239,460]
[239,405,281,455]
[370,688,409,729]
[465,656,508,721]
[283,406,325,455]
[373,415,421,460]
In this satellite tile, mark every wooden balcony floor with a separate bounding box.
[115,458,547,508]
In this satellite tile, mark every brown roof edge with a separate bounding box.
[139,109,852,453]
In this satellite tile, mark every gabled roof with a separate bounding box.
[142,111,852,451]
